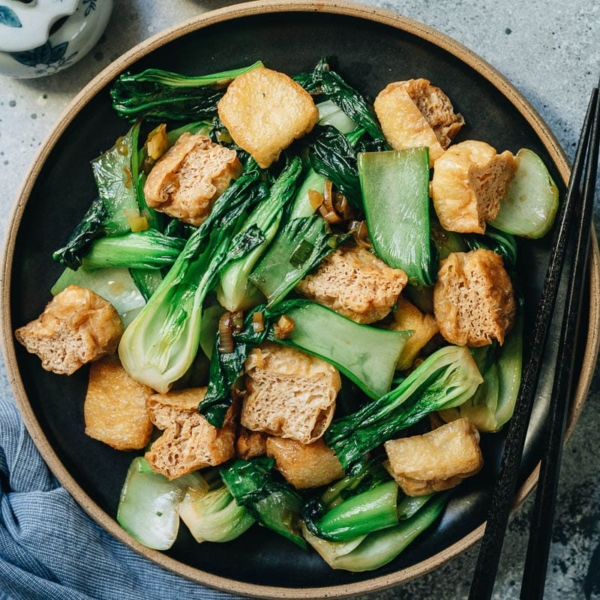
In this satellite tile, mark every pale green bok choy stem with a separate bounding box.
[118,167,263,393]
[218,157,303,311]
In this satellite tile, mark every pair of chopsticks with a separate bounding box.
[469,79,600,600]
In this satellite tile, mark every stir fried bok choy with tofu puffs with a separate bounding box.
[14,57,560,573]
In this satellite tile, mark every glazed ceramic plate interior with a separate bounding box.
[3,2,599,598]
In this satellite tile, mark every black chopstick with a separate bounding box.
[520,82,600,599]
[468,82,600,600]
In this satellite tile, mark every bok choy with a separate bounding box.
[358,148,436,286]
[268,300,409,399]
[92,123,142,236]
[119,226,229,393]
[304,480,400,541]
[52,197,108,269]
[51,266,146,327]
[491,148,559,238]
[54,123,144,269]
[301,460,447,572]
[302,460,399,542]
[295,58,385,142]
[302,492,448,572]
[463,226,518,269]
[308,126,363,210]
[118,166,265,393]
[218,157,303,311]
[287,167,326,220]
[77,230,185,270]
[317,99,358,134]
[249,216,342,307]
[220,457,307,549]
[439,312,523,431]
[111,62,264,122]
[325,345,483,474]
[117,457,207,550]
[177,472,255,543]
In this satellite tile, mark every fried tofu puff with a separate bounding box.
[296,245,408,325]
[236,427,268,460]
[386,297,439,371]
[217,66,319,168]
[84,355,154,451]
[242,342,341,444]
[375,78,464,164]
[15,285,124,375]
[144,132,242,226]
[384,418,483,496]
[431,140,518,234]
[145,388,237,480]
[433,249,516,347]
[266,437,344,489]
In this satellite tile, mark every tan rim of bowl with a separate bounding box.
[2,1,599,598]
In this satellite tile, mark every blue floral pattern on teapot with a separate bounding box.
[0,0,113,78]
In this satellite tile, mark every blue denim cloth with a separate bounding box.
[0,394,243,600]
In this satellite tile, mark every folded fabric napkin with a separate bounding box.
[0,392,245,600]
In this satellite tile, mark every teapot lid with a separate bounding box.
[0,0,79,52]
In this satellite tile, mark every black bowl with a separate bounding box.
[3,1,599,597]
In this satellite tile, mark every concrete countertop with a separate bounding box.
[1,1,599,598]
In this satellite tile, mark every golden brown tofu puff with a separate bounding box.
[296,245,408,324]
[217,66,319,168]
[236,427,268,460]
[15,284,124,375]
[433,249,516,347]
[374,79,464,165]
[143,132,242,226]
[145,388,237,480]
[84,355,154,450]
[431,140,518,234]
[384,418,483,496]
[242,342,341,444]
[386,297,439,371]
[403,79,465,149]
[266,437,344,489]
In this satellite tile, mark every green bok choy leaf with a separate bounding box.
[359,148,436,286]
[111,62,263,122]
[302,492,448,572]
[218,157,303,311]
[308,126,363,210]
[118,166,265,393]
[52,196,108,269]
[295,58,385,142]
[302,459,398,542]
[439,312,523,431]
[249,216,343,307]
[91,122,142,236]
[463,225,518,269]
[220,457,307,549]
[325,345,483,474]
[78,230,185,270]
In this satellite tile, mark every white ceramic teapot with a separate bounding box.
[0,0,113,78]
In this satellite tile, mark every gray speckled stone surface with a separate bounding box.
[1,1,599,598]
